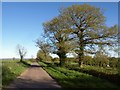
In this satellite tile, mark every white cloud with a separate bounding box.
[49,53,59,58]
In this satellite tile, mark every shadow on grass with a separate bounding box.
[41,62,60,67]
[45,68,120,88]
[20,61,42,67]
[17,61,31,67]
[39,62,120,88]
[67,67,120,85]
[18,61,40,67]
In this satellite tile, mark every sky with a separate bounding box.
[1,0,120,2]
[1,2,118,59]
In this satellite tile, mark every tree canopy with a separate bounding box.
[42,4,118,67]
[36,39,51,61]
[43,16,74,66]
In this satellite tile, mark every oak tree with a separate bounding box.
[59,4,118,67]
[43,16,74,66]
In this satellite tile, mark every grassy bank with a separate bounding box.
[2,60,31,87]
[67,63,118,74]
[38,61,119,88]
[65,64,119,84]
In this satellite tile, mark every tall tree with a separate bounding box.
[16,44,27,62]
[59,4,118,67]
[43,16,74,66]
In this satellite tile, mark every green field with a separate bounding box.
[2,60,32,87]
[2,60,119,88]
[38,61,119,88]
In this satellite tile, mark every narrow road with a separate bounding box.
[5,62,61,89]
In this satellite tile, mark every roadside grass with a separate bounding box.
[83,65,118,74]
[23,59,33,65]
[38,61,119,88]
[38,61,48,67]
[67,63,118,75]
[2,60,30,87]
[42,61,118,75]
[66,63,119,84]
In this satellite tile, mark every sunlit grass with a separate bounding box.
[2,60,29,86]
[38,61,48,67]
[38,61,119,88]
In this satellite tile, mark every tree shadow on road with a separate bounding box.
[18,61,31,67]
[20,61,42,68]
[2,77,62,90]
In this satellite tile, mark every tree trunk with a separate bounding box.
[59,57,65,66]
[78,51,84,68]
[20,55,23,62]
[57,50,66,67]
[78,30,84,68]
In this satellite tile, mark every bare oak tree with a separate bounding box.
[16,44,27,62]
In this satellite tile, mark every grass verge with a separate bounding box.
[38,61,119,88]
[2,60,30,87]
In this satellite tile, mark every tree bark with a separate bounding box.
[57,49,66,67]
[78,48,84,68]
[78,30,84,68]
[59,57,66,67]
[20,55,23,62]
